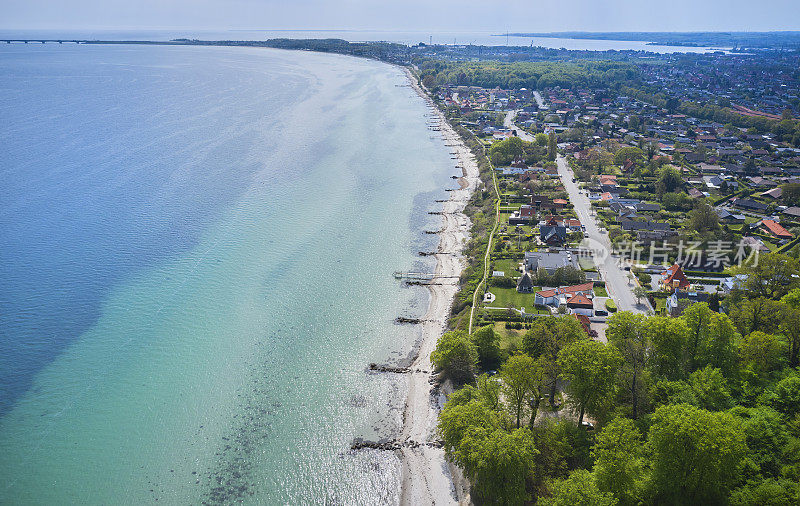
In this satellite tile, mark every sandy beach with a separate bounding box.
[398,68,480,506]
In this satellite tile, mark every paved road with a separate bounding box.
[556,156,652,314]
[504,110,534,141]
[505,110,651,314]
[532,91,546,110]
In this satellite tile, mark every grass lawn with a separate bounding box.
[578,257,597,271]
[494,323,526,351]
[594,285,609,297]
[492,258,522,276]
[487,287,539,310]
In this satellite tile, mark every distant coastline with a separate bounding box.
[497,30,800,49]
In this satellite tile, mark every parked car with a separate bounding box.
[580,421,595,431]
[595,309,608,316]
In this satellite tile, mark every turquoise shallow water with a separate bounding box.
[0,44,454,504]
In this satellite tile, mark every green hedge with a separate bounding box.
[605,299,618,312]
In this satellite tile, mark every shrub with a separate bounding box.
[605,299,618,312]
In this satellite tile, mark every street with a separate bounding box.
[505,110,651,314]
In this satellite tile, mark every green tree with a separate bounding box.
[547,131,557,161]
[687,200,721,235]
[523,316,584,404]
[730,479,800,506]
[535,132,549,146]
[500,354,544,428]
[778,305,800,368]
[645,316,690,380]
[781,288,800,309]
[606,312,650,419]
[471,325,501,370]
[733,253,800,300]
[421,74,437,90]
[772,374,800,418]
[782,183,800,207]
[633,286,648,304]
[431,331,479,384]
[730,405,790,478]
[558,340,622,425]
[592,418,642,505]
[540,470,618,506]
[438,399,500,463]
[655,166,682,197]
[647,404,747,504]
[730,297,783,335]
[458,426,539,505]
[613,146,644,166]
[740,331,787,374]
[489,136,528,166]
[682,302,714,371]
[688,366,734,411]
[701,312,741,377]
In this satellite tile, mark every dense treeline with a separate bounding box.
[417,60,639,90]
[433,253,800,504]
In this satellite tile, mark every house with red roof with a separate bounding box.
[599,175,618,186]
[760,219,792,240]
[621,159,635,173]
[535,282,594,307]
[541,216,582,231]
[566,292,595,316]
[660,264,690,291]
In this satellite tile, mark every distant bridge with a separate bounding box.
[1,40,85,44]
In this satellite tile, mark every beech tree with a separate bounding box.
[772,375,800,417]
[558,340,622,425]
[438,399,500,464]
[733,253,800,300]
[523,316,584,404]
[431,331,478,384]
[688,366,734,411]
[471,325,501,370]
[687,200,721,235]
[680,302,739,375]
[458,426,538,504]
[645,316,689,380]
[592,418,642,505]
[540,470,618,506]
[740,331,788,374]
[647,404,746,503]
[500,354,544,428]
[779,306,800,368]
[606,312,650,419]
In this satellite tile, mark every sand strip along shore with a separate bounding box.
[398,67,480,506]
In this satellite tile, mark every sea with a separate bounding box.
[0,29,729,54]
[0,43,456,504]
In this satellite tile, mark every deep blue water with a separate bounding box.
[0,44,303,414]
[0,43,456,504]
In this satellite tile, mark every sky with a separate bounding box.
[2,0,799,33]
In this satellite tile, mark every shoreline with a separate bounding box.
[398,67,479,506]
